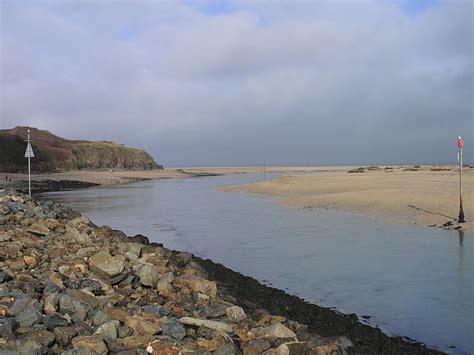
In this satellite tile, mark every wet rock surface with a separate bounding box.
[0,188,443,354]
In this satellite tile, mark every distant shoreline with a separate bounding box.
[1,165,471,231]
[0,166,348,193]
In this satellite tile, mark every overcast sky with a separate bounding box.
[1,0,472,166]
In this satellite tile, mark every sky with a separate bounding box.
[0,0,472,166]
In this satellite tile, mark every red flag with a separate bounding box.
[457,137,464,148]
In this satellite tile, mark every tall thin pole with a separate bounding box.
[458,141,464,223]
[27,129,31,198]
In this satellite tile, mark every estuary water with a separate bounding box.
[41,173,473,354]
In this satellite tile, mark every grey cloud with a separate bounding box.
[1,0,472,166]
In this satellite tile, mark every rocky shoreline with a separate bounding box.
[1,180,100,195]
[0,189,443,354]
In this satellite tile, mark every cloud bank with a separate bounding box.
[1,0,472,166]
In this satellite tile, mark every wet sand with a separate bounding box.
[0,166,343,187]
[0,169,188,186]
[222,166,474,230]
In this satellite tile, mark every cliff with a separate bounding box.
[0,127,162,173]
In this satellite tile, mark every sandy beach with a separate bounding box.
[3,165,472,229]
[0,166,345,187]
[223,166,474,230]
[0,169,188,186]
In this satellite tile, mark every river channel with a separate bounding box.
[41,173,473,354]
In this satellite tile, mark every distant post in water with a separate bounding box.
[24,129,35,198]
[457,136,465,223]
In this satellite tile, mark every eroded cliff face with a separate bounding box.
[0,127,162,173]
[71,141,159,170]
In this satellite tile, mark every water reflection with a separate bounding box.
[458,229,464,274]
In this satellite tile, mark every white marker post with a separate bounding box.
[24,129,34,198]
[457,136,465,223]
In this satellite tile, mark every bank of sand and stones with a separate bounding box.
[0,189,352,354]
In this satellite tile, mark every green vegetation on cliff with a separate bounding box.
[0,126,162,173]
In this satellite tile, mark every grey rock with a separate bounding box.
[244,338,272,353]
[16,307,43,327]
[175,251,192,267]
[14,339,45,354]
[202,303,228,318]
[253,323,297,339]
[42,281,61,294]
[89,310,110,327]
[214,343,239,355]
[275,341,311,354]
[0,318,18,339]
[71,279,102,294]
[95,320,119,341]
[162,317,186,340]
[54,326,78,348]
[179,317,234,333]
[197,326,215,340]
[141,304,161,317]
[89,252,125,278]
[117,325,133,338]
[43,292,60,315]
[9,295,32,316]
[59,294,88,321]
[27,329,56,347]
[7,202,26,213]
[0,270,13,283]
[43,314,69,330]
[134,263,159,287]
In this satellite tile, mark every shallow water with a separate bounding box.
[41,173,473,354]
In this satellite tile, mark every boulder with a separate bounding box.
[59,294,88,321]
[226,305,247,322]
[27,329,56,347]
[72,335,108,355]
[122,334,154,349]
[176,275,217,299]
[272,341,311,355]
[95,319,120,341]
[202,303,228,318]
[26,221,50,236]
[197,335,228,352]
[157,272,175,297]
[43,292,60,314]
[253,323,297,340]
[89,252,127,284]
[89,252,125,278]
[179,317,234,333]
[133,263,159,287]
[125,315,162,335]
[146,339,182,355]
[54,326,78,348]
[16,307,43,327]
[162,317,186,340]
[43,314,69,330]
[243,338,272,354]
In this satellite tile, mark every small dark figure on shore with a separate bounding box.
[5,175,7,182]
[9,177,11,183]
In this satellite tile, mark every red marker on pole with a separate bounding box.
[457,136,465,223]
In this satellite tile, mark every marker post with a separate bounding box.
[457,136,465,223]
[24,129,35,198]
